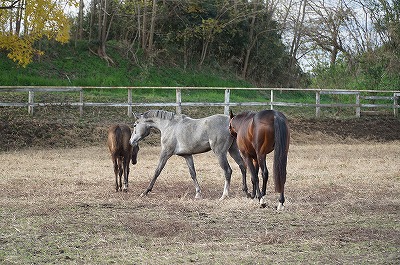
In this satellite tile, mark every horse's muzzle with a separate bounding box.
[129,139,138,147]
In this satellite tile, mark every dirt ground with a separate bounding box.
[0,109,399,264]
[0,142,399,264]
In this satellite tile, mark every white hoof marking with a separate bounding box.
[259,196,267,208]
[219,195,227,201]
[277,202,285,211]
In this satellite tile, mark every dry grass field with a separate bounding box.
[1,133,399,264]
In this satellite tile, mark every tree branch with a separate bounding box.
[0,0,21,10]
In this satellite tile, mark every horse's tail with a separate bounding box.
[108,125,122,154]
[115,126,123,151]
[273,111,289,193]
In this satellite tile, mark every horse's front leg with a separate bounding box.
[216,154,232,200]
[183,155,202,199]
[122,156,130,192]
[141,151,171,197]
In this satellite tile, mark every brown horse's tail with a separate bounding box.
[273,111,289,193]
[112,126,123,153]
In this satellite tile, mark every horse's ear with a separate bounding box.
[133,112,139,120]
[229,109,234,119]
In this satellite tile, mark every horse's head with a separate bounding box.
[131,143,139,165]
[229,110,237,138]
[129,120,151,146]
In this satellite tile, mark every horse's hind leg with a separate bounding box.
[228,143,249,197]
[216,154,232,200]
[245,157,260,199]
[278,191,285,211]
[258,155,269,208]
[118,157,123,191]
[113,157,120,192]
[183,155,202,199]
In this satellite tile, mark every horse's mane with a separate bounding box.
[236,111,257,119]
[142,110,180,120]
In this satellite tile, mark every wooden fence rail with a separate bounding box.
[1,86,399,118]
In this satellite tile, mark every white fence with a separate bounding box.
[1,86,399,117]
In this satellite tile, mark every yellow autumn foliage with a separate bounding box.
[0,0,78,67]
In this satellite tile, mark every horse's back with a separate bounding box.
[234,110,277,156]
[203,114,233,140]
[178,114,229,137]
[205,114,230,128]
[252,111,275,154]
[107,124,132,155]
[118,124,132,148]
[253,110,275,134]
[172,114,232,155]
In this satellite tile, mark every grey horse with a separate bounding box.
[129,110,247,199]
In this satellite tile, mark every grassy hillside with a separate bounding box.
[0,41,251,88]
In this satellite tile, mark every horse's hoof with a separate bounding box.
[123,189,128,193]
[140,192,146,197]
[194,193,202,200]
[259,196,267,208]
[277,203,285,211]
[219,195,228,200]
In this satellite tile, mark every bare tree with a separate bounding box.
[241,0,278,78]
[147,0,157,62]
[304,0,354,66]
[288,0,307,70]
[0,0,21,10]
[77,0,84,40]
[96,0,114,65]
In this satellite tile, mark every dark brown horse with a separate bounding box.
[107,124,139,192]
[229,110,289,209]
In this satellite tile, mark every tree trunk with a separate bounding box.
[142,1,148,51]
[199,37,210,66]
[78,0,84,40]
[289,0,307,69]
[97,0,114,65]
[15,0,24,35]
[241,1,257,79]
[147,0,157,62]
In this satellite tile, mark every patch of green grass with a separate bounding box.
[2,41,397,119]
[0,41,251,89]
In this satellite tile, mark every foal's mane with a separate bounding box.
[142,110,178,120]
[236,111,256,120]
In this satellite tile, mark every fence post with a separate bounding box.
[270,90,274,110]
[28,90,34,115]
[176,88,182,114]
[127,89,132,117]
[224,89,230,115]
[356,93,361,117]
[79,90,84,117]
[394,93,399,117]
[315,91,320,118]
